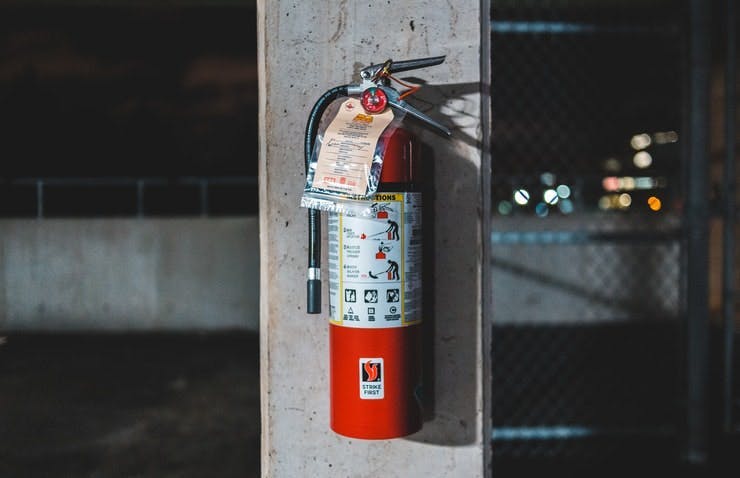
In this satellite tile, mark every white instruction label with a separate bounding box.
[359,358,384,399]
[328,192,422,328]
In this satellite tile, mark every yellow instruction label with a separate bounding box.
[312,98,394,196]
[328,192,422,328]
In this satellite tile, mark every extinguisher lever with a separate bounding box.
[360,55,446,81]
[380,86,452,136]
[389,55,446,73]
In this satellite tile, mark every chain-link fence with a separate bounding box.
[490,0,687,466]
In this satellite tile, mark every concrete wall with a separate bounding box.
[0,218,259,332]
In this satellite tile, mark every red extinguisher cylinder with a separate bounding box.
[330,324,422,439]
[329,127,423,439]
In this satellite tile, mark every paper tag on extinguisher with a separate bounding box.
[311,98,394,197]
[301,98,404,217]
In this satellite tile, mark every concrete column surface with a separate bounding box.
[258,2,490,477]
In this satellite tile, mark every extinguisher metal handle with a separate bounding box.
[387,55,446,74]
[359,55,446,81]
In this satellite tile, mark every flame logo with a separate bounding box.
[363,361,379,382]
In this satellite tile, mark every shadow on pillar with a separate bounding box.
[404,81,482,446]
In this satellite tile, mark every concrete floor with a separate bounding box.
[1,330,736,477]
[0,333,259,478]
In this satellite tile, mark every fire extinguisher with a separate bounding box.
[304,57,450,439]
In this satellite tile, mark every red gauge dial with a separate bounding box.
[360,87,388,114]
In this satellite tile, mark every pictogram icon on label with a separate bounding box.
[364,289,378,303]
[359,358,384,399]
[328,192,422,328]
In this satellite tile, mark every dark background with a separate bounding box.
[0,6,258,217]
[0,0,736,477]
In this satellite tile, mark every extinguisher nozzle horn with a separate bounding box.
[307,278,321,314]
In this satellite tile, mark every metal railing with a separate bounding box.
[1,176,258,218]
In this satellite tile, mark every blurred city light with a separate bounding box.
[635,177,655,189]
[603,157,621,172]
[630,133,652,150]
[653,130,678,144]
[633,151,653,169]
[556,184,571,199]
[498,200,513,215]
[514,188,530,205]
[648,196,662,211]
[540,172,556,186]
[618,193,632,208]
[543,189,559,205]
[558,199,574,214]
[603,176,665,192]
[602,176,620,192]
[535,202,549,217]
[598,193,634,211]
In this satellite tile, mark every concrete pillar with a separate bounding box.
[258,2,491,476]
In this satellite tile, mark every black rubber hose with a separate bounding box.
[305,85,349,314]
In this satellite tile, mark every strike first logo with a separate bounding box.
[359,358,384,399]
